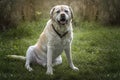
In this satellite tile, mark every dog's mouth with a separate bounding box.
[57,18,68,25]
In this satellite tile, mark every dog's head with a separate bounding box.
[50,5,73,25]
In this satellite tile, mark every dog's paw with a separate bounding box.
[71,66,79,71]
[27,67,33,72]
[46,67,53,75]
[25,65,33,72]
[46,70,53,75]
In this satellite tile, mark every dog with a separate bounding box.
[8,5,79,75]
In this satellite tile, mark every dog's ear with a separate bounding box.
[69,6,74,19]
[50,7,55,19]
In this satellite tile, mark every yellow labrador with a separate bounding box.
[8,5,79,75]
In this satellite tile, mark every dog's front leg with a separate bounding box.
[46,46,53,75]
[65,44,79,71]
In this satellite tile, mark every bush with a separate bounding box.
[75,0,120,25]
[0,0,120,31]
[0,0,36,31]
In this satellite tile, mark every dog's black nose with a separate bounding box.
[61,14,65,18]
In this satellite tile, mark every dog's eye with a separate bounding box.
[65,10,68,13]
[56,10,60,13]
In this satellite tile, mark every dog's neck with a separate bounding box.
[52,24,69,38]
[51,19,72,34]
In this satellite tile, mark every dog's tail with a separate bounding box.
[7,55,26,61]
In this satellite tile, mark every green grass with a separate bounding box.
[0,21,120,80]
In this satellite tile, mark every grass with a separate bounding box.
[0,20,120,80]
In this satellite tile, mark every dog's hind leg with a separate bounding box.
[25,59,33,71]
[25,46,34,71]
[52,55,62,66]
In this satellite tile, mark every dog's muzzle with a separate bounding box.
[58,14,68,25]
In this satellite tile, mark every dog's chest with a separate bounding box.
[49,36,71,58]
[53,37,71,48]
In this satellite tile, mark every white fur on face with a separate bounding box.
[56,12,69,21]
[52,5,72,25]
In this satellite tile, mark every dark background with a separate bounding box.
[0,0,120,31]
